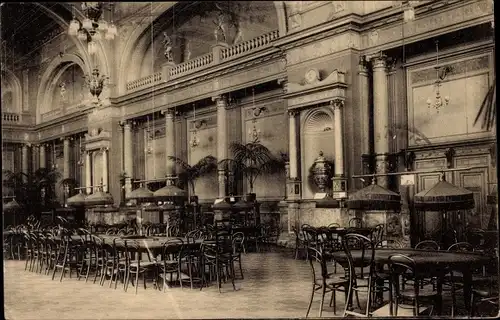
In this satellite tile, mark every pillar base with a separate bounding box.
[124,178,133,198]
[375,154,389,188]
[286,178,302,200]
[332,175,348,199]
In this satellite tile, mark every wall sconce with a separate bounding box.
[248,125,261,143]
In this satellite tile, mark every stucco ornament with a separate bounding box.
[162,32,173,62]
[304,69,320,84]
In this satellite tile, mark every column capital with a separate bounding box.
[119,120,135,128]
[212,94,228,107]
[287,109,298,117]
[277,77,288,94]
[60,136,73,142]
[161,109,175,119]
[21,143,30,149]
[369,52,391,70]
[358,55,369,75]
[330,98,345,110]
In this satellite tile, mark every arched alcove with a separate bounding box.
[121,1,281,88]
[36,53,88,124]
[302,108,335,199]
[50,64,86,112]
[1,69,22,114]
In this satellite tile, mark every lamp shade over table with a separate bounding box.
[67,191,87,207]
[414,178,475,211]
[347,180,401,211]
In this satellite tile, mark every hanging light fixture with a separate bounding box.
[248,88,261,143]
[190,104,200,148]
[77,135,85,166]
[145,116,153,155]
[68,2,118,44]
[52,140,58,169]
[426,40,450,113]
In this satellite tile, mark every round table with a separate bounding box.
[331,248,493,314]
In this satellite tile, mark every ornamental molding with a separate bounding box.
[113,49,284,107]
[120,56,284,120]
[362,0,493,55]
[286,69,346,95]
[85,130,112,152]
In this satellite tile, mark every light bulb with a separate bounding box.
[93,30,102,41]
[68,19,80,36]
[77,30,87,41]
[107,24,117,37]
[88,41,97,55]
[97,19,108,32]
[82,18,93,30]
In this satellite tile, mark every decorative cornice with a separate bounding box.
[112,48,283,107]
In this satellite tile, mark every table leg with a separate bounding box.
[462,268,473,312]
[436,271,444,316]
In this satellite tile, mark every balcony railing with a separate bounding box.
[125,29,279,92]
[2,112,20,123]
[170,52,214,79]
[221,30,280,61]
[126,72,163,91]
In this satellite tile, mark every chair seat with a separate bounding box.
[129,261,157,268]
[445,272,495,284]
[400,286,438,298]
[473,287,499,298]
[159,272,190,281]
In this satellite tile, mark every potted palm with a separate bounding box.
[3,167,61,217]
[219,142,286,202]
[168,155,218,203]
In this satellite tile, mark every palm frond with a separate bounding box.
[474,79,496,131]
[192,155,218,175]
[168,156,192,171]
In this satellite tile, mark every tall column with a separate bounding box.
[21,144,29,176]
[164,110,176,183]
[359,57,371,156]
[85,151,92,194]
[31,144,39,172]
[123,121,134,195]
[62,137,71,179]
[102,148,108,193]
[288,110,298,179]
[331,99,347,197]
[372,55,390,188]
[39,144,46,169]
[214,95,228,198]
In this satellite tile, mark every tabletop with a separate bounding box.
[331,248,491,268]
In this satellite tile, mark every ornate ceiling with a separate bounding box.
[1,2,72,60]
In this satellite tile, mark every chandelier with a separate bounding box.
[77,135,85,166]
[426,40,450,113]
[84,67,108,102]
[68,2,117,54]
[190,104,200,148]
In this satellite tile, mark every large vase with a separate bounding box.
[312,151,332,193]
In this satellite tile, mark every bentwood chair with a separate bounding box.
[342,233,377,317]
[470,277,499,317]
[389,254,438,316]
[305,246,350,318]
